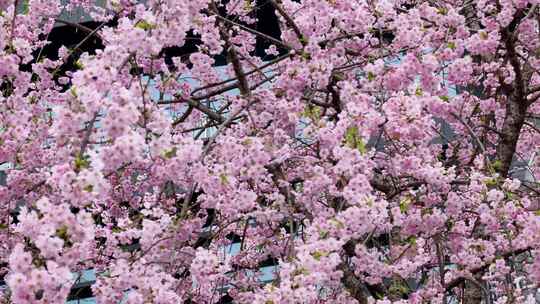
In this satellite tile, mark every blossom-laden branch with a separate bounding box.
[0,1,540,304]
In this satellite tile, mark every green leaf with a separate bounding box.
[374,291,385,300]
[366,197,374,207]
[367,71,376,81]
[329,218,344,229]
[301,51,311,60]
[415,87,423,96]
[111,227,124,233]
[21,0,29,15]
[319,230,329,239]
[302,104,321,121]
[485,178,498,187]
[345,126,367,155]
[74,60,84,69]
[389,280,410,296]
[357,138,367,155]
[163,147,177,159]
[311,250,327,261]
[399,197,411,213]
[491,159,503,171]
[345,126,357,145]
[219,173,228,185]
[437,7,448,15]
[55,225,70,242]
[447,42,456,50]
[83,184,94,192]
[292,267,309,276]
[74,154,90,172]
[333,72,345,81]
[439,95,449,102]
[135,20,156,31]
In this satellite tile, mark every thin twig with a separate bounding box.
[450,112,487,156]
[9,0,19,44]
[213,14,292,51]
[269,0,306,46]
[190,53,290,96]
[55,18,103,40]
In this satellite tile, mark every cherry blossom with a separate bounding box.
[0,0,540,303]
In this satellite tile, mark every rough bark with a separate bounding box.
[496,17,531,177]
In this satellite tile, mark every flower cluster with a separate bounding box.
[0,0,539,303]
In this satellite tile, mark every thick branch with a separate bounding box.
[496,26,530,177]
[338,262,370,304]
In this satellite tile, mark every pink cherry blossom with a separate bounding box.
[0,0,539,303]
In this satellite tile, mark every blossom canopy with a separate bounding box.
[0,0,540,303]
